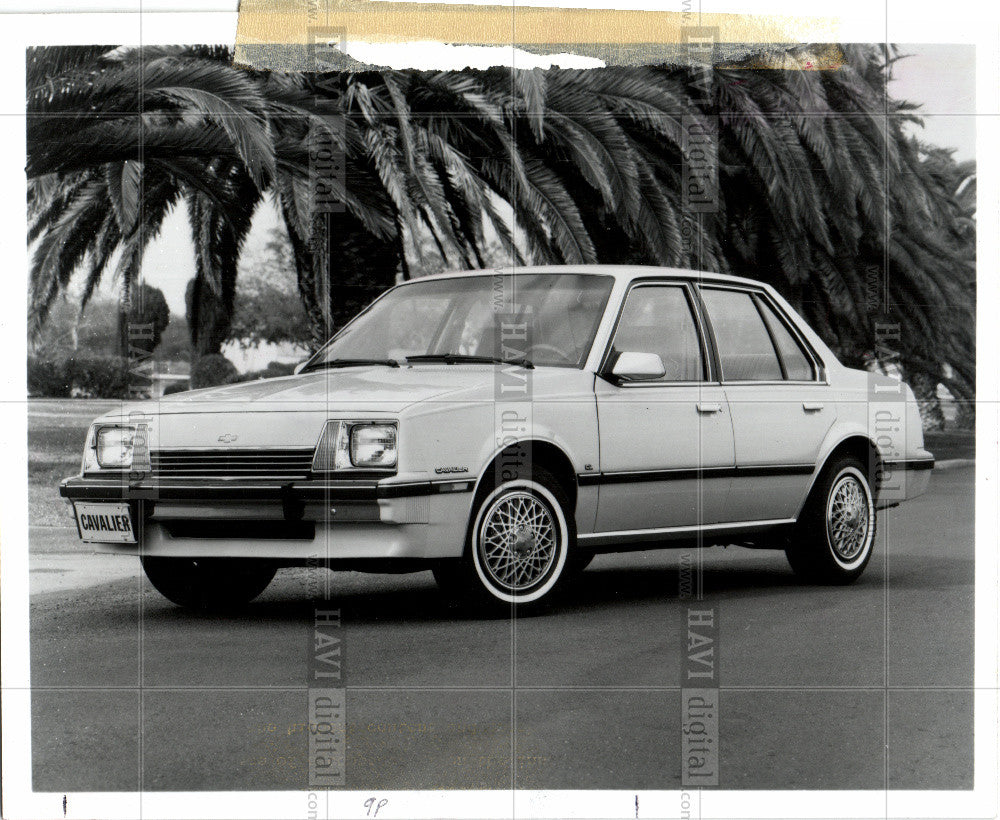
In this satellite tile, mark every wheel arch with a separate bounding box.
[471,439,578,513]
[796,434,883,519]
[452,439,577,558]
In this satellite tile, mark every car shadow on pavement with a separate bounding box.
[125,546,973,626]
[561,561,798,606]
[138,558,801,625]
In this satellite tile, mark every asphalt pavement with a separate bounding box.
[28,465,974,792]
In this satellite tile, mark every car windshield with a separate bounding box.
[306,273,615,370]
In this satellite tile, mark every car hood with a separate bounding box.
[96,364,589,450]
[129,366,496,415]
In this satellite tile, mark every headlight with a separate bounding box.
[312,421,398,471]
[84,425,136,471]
[351,424,397,467]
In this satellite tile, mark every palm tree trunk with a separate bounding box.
[908,371,946,432]
[284,209,329,350]
[185,275,234,357]
[288,210,403,349]
[955,400,975,430]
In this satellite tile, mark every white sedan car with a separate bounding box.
[61,267,933,611]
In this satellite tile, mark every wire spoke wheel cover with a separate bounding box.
[480,491,557,590]
[471,479,569,604]
[825,467,874,569]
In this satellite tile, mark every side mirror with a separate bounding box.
[610,351,665,381]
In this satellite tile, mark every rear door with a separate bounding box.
[697,285,835,521]
[593,281,735,533]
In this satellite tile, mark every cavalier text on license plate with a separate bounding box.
[75,502,137,544]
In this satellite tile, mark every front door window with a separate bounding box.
[610,285,705,382]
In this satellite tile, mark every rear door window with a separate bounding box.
[700,288,782,381]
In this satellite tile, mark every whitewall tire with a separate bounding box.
[434,467,574,613]
[785,456,876,584]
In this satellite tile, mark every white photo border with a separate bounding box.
[0,5,995,820]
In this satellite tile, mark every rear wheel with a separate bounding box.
[435,467,573,614]
[785,456,876,584]
[141,556,277,610]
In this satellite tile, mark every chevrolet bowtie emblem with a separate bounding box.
[217,433,239,443]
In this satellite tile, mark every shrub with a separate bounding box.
[264,360,297,377]
[233,360,297,383]
[189,354,239,389]
[27,357,70,397]
[27,356,146,398]
[162,381,189,396]
[72,357,135,398]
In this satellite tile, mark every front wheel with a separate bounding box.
[141,556,277,610]
[436,468,573,614]
[785,457,876,584]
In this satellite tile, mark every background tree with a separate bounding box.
[28,296,121,357]
[227,228,312,349]
[30,289,179,360]
[118,281,170,356]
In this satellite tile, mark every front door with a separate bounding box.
[594,283,735,534]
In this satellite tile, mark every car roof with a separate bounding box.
[411,265,769,288]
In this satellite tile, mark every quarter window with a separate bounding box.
[757,300,815,381]
[609,285,704,381]
[700,288,783,381]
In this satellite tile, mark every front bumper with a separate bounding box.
[59,475,474,503]
[60,475,475,560]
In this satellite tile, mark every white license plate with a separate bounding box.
[74,502,137,544]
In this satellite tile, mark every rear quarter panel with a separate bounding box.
[796,367,929,515]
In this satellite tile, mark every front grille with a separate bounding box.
[150,449,315,480]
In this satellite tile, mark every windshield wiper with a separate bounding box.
[406,354,534,369]
[302,358,400,373]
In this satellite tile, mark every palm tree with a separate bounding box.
[27,44,974,412]
[27,46,278,353]
[27,48,523,351]
[353,49,973,404]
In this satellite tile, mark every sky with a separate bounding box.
[120,43,978,319]
[890,44,976,162]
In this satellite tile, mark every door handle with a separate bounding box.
[696,402,722,414]
[802,402,825,412]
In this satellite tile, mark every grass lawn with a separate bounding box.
[28,399,122,527]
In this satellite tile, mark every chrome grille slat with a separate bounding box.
[154,459,310,464]
[155,451,309,458]
[155,454,310,458]
[150,449,314,479]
